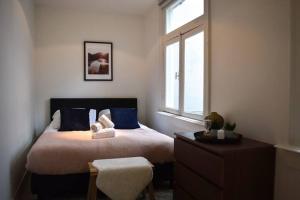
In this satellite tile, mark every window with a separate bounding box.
[163,0,209,120]
[166,0,204,33]
[165,40,180,110]
[183,30,205,115]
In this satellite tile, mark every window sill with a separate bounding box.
[275,144,300,154]
[157,111,204,126]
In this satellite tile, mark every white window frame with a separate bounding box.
[164,36,181,115]
[162,0,210,120]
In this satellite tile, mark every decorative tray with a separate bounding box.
[194,131,242,144]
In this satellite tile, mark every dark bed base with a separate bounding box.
[31,163,174,198]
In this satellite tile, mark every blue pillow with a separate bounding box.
[59,108,90,131]
[110,108,140,129]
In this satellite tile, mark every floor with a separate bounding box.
[39,186,172,200]
[16,173,173,200]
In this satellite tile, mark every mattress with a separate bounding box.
[26,125,174,175]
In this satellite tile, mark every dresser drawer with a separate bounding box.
[174,186,194,200]
[175,163,222,200]
[175,138,224,187]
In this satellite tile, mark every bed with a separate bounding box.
[27,98,174,198]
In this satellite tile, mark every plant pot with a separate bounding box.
[225,130,235,138]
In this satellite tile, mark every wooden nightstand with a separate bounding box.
[174,132,275,200]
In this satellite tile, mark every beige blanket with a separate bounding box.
[93,157,153,200]
[26,125,174,175]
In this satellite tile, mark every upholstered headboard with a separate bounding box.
[50,98,137,120]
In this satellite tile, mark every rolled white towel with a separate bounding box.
[92,128,115,139]
[99,114,115,128]
[91,122,103,133]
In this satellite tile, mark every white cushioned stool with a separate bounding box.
[87,157,155,200]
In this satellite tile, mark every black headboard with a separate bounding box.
[50,98,137,120]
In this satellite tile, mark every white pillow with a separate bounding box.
[49,110,61,129]
[98,109,111,120]
[89,109,97,125]
[98,114,115,128]
[49,109,97,129]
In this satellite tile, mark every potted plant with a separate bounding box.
[224,122,236,137]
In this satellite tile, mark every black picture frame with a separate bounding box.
[84,41,113,81]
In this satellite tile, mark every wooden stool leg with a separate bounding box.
[147,182,155,200]
[87,175,97,200]
[87,162,98,200]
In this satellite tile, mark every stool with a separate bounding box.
[87,158,155,200]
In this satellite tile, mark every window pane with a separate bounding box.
[184,31,204,115]
[166,0,204,33]
[165,42,180,110]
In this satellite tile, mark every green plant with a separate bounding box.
[224,122,236,131]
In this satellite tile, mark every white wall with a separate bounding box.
[34,6,147,133]
[290,0,300,146]
[210,0,290,144]
[0,0,35,199]
[273,1,300,200]
[144,0,291,144]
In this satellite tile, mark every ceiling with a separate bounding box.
[35,0,157,16]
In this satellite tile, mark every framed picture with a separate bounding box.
[84,41,113,81]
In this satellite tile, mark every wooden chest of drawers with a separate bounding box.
[174,132,275,200]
